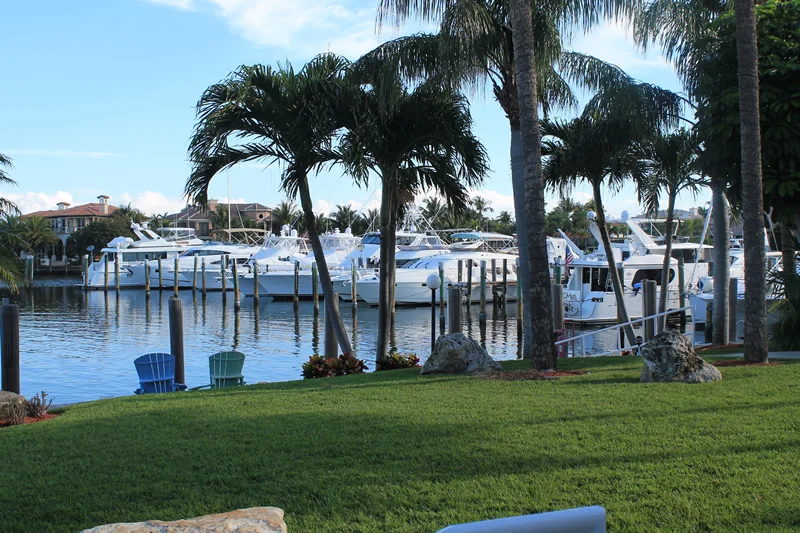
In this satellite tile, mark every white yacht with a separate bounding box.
[248,229,361,298]
[449,231,517,253]
[560,219,681,324]
[355,250,519,306]
[83,224,203,289]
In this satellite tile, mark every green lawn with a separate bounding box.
[2,356,799,532]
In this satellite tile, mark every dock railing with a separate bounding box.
[556,306,694,358]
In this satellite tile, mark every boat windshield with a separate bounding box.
[157,228,198,242]
[361,234,380,245]
[320,235,360,251]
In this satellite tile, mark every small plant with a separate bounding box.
[376,351,420,371]
[302,353,368,379]
[27,391,52,419]
[2,401,27,426]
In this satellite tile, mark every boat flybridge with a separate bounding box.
[83,223,204,289]
[250,228,362,298]
[559,214,681,324]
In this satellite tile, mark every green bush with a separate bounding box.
[302,353,368,379]
[376,352,420,371]
[2,401,27,426]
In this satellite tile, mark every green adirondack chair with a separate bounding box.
[209,351,246,388]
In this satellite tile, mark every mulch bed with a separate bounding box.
[0,413,58,428]
[712,360,780,368]
[696,344,744,353]
[484,370,588,381]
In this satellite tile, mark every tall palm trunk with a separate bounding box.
[387,193,399,347]
[510,126,533,359]
[657,191,677,332]
[376,183,392,362]
[735,0,768,362]
[298,175,353,355]
[712,182,730,344]
[509,0,555,369]
[592,182,637,345]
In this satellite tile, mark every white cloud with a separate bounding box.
[2,149,122,159]
[315,199,332,215]
[568,21,671,74]
[347,199,363,211]
[469,188,516,214]
[118,191,187,215]
[2,191,74,214]
[146,0,381,58]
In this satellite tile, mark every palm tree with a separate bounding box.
[340,71,488,362]
[21,216,59,255]
[543,114,649,345]
[471,196,493,228]
[186,54,354,355]
[0,154,20,218]
[497,210,513,225]
[271,200,300,233]
[734,0,767,362]
[0,155,24,289]
[330,204,357,231]
[149,212,172,228]
[638,129,706,331]
[361,208,380,232]
[115,203,147,224]
[421,196,447,229]
[209,205,229,232]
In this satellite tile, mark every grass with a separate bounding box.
[2,357,800,532]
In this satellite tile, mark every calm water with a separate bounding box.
[2,276,659,404]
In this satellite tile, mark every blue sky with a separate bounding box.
[0,0,706,219]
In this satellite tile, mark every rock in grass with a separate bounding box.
[80,507,287,533]
[640,329,722,383]
[0,391,25,409]
[421,332,502,375]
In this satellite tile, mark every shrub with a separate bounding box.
[27,391,52,419]
[376,352,420,371]
[302,353,368,379]
[2,401,27,426]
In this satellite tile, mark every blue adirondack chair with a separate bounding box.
[134,353,186,394]
[209,351,246,388]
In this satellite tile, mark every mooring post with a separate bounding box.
[168,296,185,386]
[144,258,151,296]
[351,261,358,309]
[104,255,109,292]
[173,256,179,298]
[554,264,562,286]
[705,301,714,343]
[447,286,462,334]
[233,260,241,310]
[114,253,121,292]
[157,257,163,291]
[192,255,198,292]
[29,257,35,287]
[466,260,473,306]
[678,257,686,330]
[221,255,227,298]
[552,283,565,332]
[293,261,300,307]
[644,280,657,341]
[502,259,508,306]
[479,260,487,323]
[1,303,20,394]
[324,298,338,359]
[729,277,738,342]
[201,258,207,298]
[490,259,497,306]
[457,260,463,285]
[253,263,259,304]
[311,262,319,314]
[438,263,446,332]
[82,255,89,291]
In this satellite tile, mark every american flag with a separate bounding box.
[565,246,574,268]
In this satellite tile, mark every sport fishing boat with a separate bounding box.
[83,224,203,289]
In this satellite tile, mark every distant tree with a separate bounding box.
[471,196,494,229]
[360,208,380,233]
[148,212,172,228]
[271,200,300,233]
[209,205,229,231]
[330,204,358,231]
[21,216,59,254]
[69,218,133,259]
[0,156,24,289]
[114,203,147,224]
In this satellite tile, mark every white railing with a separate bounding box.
[556,306,694,358]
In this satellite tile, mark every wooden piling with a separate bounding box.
[447,286,462,334]
[192,255,198,292]
[144,258,151,296]
[466,261,473,306]
[82,255,89,291]
[728,278,738,342]
[479,260,487,323]
[552,283,565,331]
[1,304,20,394]
[104,255,109,292]
[253,263,259,304]
[168,296,185,386]
[705,301,714,343]
[644,280,657,341]
[324,297,338,359]
[351,262,358,309]
[678,257,686,329]
[157,257,163,291]
[502,259,508,305]
[173,257,179,298]
[233,260,241,310]
[114,253,121,292]
[293,261,300,307]
[438,263,446,332]
[201,258,207,298]
[221,255,227,297]
[311,262,319,314]
[457,260,463,285]
[554,264,562,286]
[490,259,497,306]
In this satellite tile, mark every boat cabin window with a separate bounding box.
[631,268,674,286]
[181,249,231,257]
[582,267,611,292]
[361,234,381,245]
[669,248,710,263]
[396,236,416,246]
[109,251,169,262]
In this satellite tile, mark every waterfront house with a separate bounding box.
[24,195,119,266]
[165,200,272,239]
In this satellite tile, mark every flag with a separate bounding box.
[565,246,574,268]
